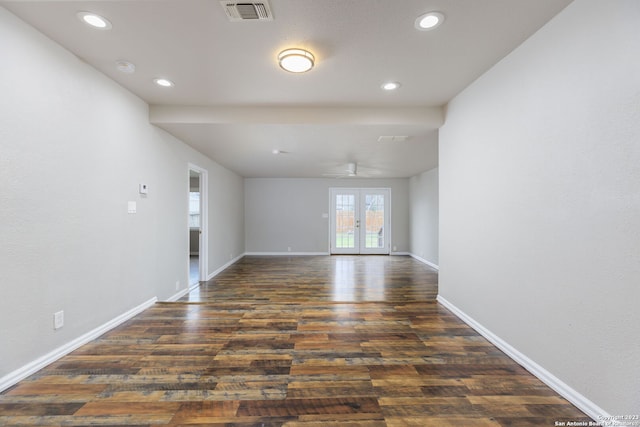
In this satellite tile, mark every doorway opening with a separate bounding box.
[188,165,208,287]
[329,188,391,254]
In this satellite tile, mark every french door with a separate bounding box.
[330,188,390,254]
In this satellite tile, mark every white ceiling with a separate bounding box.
[2,0,573,178]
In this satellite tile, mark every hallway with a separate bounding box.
[0,256,590,425]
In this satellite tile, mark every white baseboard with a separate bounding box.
[244,252,330,256]
[0,297,157,393]
[409,253,439,270]
[391,251,410,256]
[206,253,245,281]
[169,255,246,296]
[436,295,611,424]
[166,287,190,302]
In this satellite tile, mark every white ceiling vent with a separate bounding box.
[221,1,273,21]
[378,136,409,143]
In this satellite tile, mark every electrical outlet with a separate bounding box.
[53,311,64,330]
[287,246,292,252]
[393,245,397,251]
[175,281,180,290]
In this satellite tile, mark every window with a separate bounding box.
[189,192,200,228]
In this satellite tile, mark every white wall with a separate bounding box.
[207,165,245,266]
[0,8,244,380]
[245,178,410,253]
[409,167,439,267]
[439,0,640,416]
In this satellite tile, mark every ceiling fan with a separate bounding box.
[322,162,380,178]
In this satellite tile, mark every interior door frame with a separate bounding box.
[329,187,391,255]
[188,163,208,286]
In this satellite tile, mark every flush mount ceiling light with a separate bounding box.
[153,78,174,88]
[77,11,112,30]
[381,81,401,91]
[415,11,445,31]
[278,48,315,73]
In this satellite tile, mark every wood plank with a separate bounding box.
[74,401,181,416]
[0,255,592,425]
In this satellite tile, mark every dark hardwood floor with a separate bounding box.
[0,255,591,426]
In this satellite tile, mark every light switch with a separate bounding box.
[53,311,64,330]
[128,201,136,214]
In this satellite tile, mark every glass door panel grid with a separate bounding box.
[335,194,355,249]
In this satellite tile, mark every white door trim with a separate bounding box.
[188,163,208,283]
[359,188,391,255]
[329,188,391,255]
[329,188,360,254]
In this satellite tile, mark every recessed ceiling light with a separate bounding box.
[381,81,401,91]
[77,11,112,30]
[415,11,445,31]
[278,48,315,73]
[272,149,281,155]
[116,60,135,74]
[153,78,174,88]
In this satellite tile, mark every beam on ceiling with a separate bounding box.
[149,106,444,128]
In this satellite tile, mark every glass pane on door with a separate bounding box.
[335,194,356,249]
[364,194,385,249]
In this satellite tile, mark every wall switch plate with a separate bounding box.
[53,311,64,330]
[127,201,136,213]
[139,183,148,194]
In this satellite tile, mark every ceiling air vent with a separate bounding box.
[378,136,410,143]
[221,1,273,21]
